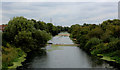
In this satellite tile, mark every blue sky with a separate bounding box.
[2,2,118,26]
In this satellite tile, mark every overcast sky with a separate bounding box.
[1,0,120,2]
[2,1,119,26]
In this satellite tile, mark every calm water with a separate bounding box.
[22,32,114,68]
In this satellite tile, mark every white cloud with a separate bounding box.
[80,12,117,24]
[2,2,118,26]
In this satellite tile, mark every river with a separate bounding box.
[19,32,116,69]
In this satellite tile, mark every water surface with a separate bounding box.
[26,32,113,68]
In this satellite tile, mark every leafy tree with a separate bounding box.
[101,29,112,43]
[46,23,53,33]
[84,38,102,51]
[14,31,35,52]
[3,16,34,44]
[3,16,52,52]
[32,30,51,47]
[34,21,47,30]
[87,27,103,39]
[112,26,120,38]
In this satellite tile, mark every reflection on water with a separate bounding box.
[24,32,113,68]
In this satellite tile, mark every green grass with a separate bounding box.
[97,54,119,63]
[8,53,26,68]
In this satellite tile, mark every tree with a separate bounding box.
[32,30,51,47]
[3,16,34,44]
[46,23,53,33]
[14,31,34,52]
[87,27,103,39]
[2,16,52,52]
[84,38,102,51]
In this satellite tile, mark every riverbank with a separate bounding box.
[70,37,120,69]
[70,35,120,66]
[8,52,26,69]
[69,19,120,69]
[2,44,26,69]
[17,48,46,69]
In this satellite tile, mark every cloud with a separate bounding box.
[2,2,118,26]
[80,12,117,24]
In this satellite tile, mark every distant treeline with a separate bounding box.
[2,16,69,69]
[69,19,120,64]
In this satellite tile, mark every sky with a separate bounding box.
[1,0,119,26]
[1,0,120,2]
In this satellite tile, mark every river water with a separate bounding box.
[21,32,115,69]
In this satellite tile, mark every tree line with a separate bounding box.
[69,19,120,64]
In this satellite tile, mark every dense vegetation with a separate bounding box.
[2,16,120,69]
[2,16,68,69]
[69,19,120,64]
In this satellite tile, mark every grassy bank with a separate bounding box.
[2,43,26,69]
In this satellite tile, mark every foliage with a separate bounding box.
[14,31,35,52]
[32,30,51,46]
[87,27,103,39]
[2,16,68,69]
[70,19,120,64]
[2,16,53,52]
[84,38,102,51]
[3,16,34,44]
[2,43,25,69]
